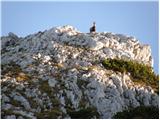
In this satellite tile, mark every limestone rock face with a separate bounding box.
[1,25,158,119]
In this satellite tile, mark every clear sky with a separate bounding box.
[1,1,159,74]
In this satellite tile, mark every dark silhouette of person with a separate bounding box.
[90,22,96,33]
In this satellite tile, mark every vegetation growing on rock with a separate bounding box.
[68,107,100,119]
[102,58,159,93]
[1,61,31,82]
[113,106,159,119]
[36,108,62,119]
[1,25,159,119]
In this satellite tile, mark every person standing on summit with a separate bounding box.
[90,22,96,33]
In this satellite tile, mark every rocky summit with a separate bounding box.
[1,25,159,119]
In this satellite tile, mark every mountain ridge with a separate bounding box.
[1,25,158,119]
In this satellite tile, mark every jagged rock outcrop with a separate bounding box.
[1,25,158,119]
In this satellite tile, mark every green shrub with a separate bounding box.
[68,107,99,119]
[1,61,22,76]
[102,59,159,93]
[113,106,159,119]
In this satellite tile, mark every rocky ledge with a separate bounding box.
[1,25,159,119]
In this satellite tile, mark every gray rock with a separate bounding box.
[1,103,12,110]
[13,95,31,110]
[6,115,16,119]
[151,94,159,107]
[110,76,123,94]
[8,32,18,39]
[2,94,10,103]
[123,89,140,107]
[48,78,57,87]
[1,25,157,119]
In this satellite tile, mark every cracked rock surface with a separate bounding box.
[1,25,158,119]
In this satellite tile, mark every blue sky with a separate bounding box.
[1,1,159,73]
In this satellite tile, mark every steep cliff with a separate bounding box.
[1,25,159,119]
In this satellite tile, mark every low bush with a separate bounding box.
[102,59,159,93]
[113,106,159,119]
[68,107,99,119]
